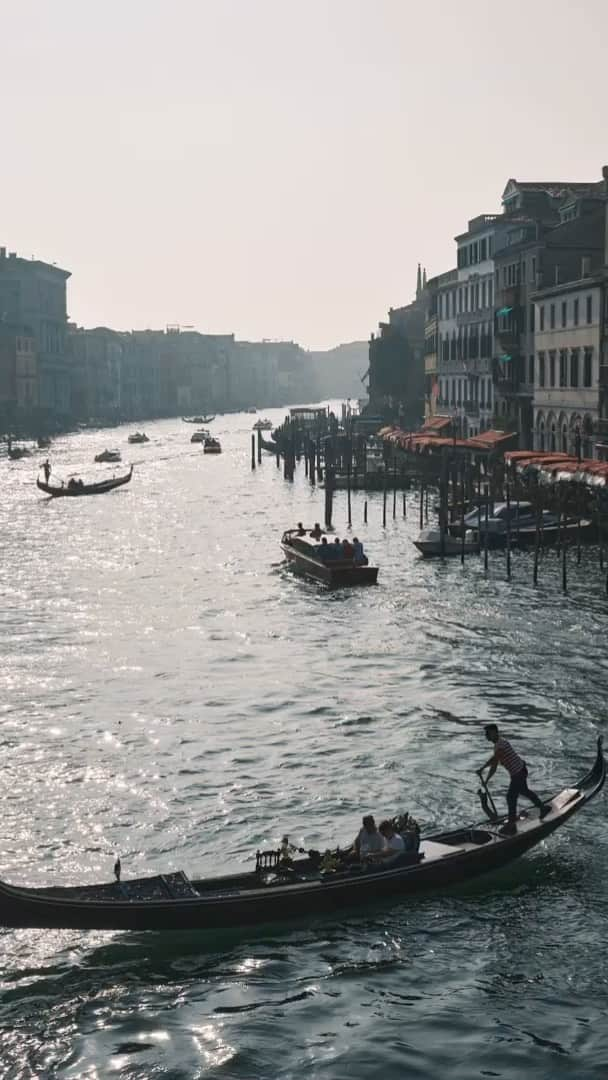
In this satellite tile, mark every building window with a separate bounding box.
[452,291,456,317]
[549,350,556,387]
[488,280,493,308]
[480,238,487,261]
[538,351,545,387]
[559,349,568,387]
[550,303,555,329]
[531,256,537,282]
[561,301,567,328]
[539,305,545,331]
[584,347,593,387]
[521,261,526,283]
[586,295,593,324]
[570,348,579,387]
[529,303,535,333]
[561,423,568,453]
[573,298,579,326]
[481,281,486,308]
[528,355,534,385]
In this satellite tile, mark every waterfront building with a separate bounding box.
[0,247,71,415]
[0,324,37,427]
[69,325,123,421]
[452,215,507,437]
[493,177,605,447]
[368,265,426,427]
[531,271,604,457]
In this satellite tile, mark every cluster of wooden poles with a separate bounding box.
[251,430,608,594]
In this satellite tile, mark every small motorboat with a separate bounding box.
[203,437,222,454]
[128,432,149,445]
[414,527,480,558]
[0,738,601,930]
[253,418,273,431]
[190,429,210,443]
[7,445,31,460]
[247,406,257,414]
[94,449,121,463]
[281,528,378,586]
[37,466,133,499]
[182,415,215,424]
[37,436,51,449]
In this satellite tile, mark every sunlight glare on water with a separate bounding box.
[0,410,607,1079]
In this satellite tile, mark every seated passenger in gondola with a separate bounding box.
[310,523,323,540]
[342,537,354,560]
[322,538,337,561]
[352,815,384,861]
[296,522,306,535]
[333,538,344,559]
[68,478,77,490]
[374,820,406,864]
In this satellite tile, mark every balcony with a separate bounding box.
[595,418,608,436]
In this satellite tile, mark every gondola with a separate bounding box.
[36,466,133,498]
[281,528,378,586]
[182,415,215,424]
[0,739,602,931]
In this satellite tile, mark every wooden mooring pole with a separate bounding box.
[251,434,256,470]
[257,428,262,465]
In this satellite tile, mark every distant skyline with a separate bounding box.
[3,0,608,349]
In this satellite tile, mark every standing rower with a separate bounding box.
[478,724,549,835]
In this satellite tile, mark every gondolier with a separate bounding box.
[478,724,549,835]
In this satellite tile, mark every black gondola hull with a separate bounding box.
[36,467,133,498]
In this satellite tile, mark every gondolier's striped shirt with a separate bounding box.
[495,737,524,776]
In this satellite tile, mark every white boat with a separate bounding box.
[128,432,149,445]
[190,429,210,443]
[414,527,480,558]
[252,418,273,431]
[94,449,121,463]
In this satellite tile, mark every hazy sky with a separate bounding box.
[2,0,607,348]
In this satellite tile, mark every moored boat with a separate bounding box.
[414,527,480,558]
[203,437,222,454]
[253,418,273,431]
[0,738,601,931]
[37,466,133,498]
[281,528,378,586]
[94,448,121,463]
[182,415,215,424]
[128,432,149,444]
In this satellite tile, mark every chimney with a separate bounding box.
[581,255,591,277]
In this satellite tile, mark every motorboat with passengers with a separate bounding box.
[281,527,378,586]
[0,739,601,930]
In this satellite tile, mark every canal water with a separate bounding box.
[1,409,607,1079]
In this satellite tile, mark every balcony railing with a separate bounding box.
[463,400,479,416]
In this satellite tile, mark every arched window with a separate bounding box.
[561,423,568,453]
[550,423,556,451]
